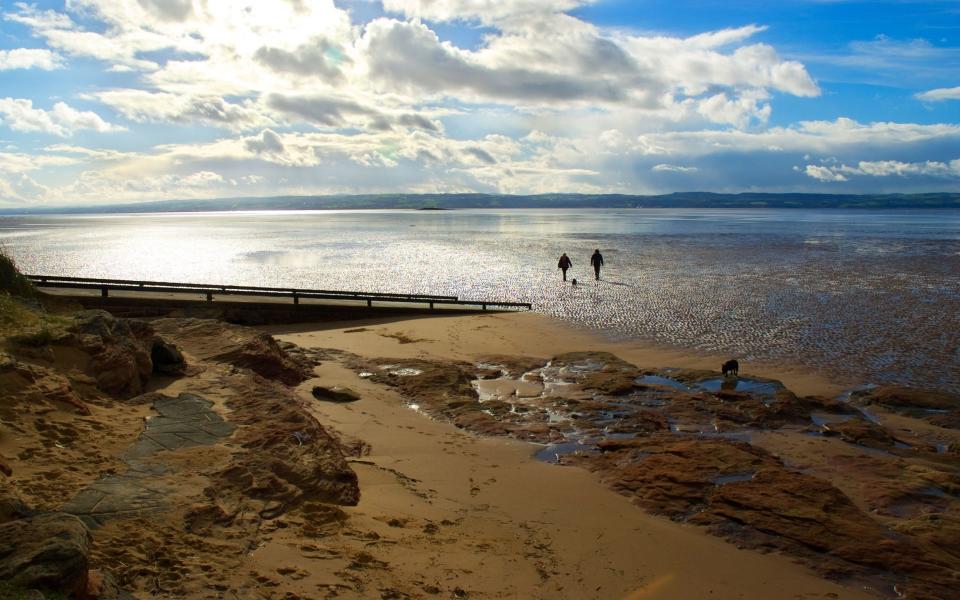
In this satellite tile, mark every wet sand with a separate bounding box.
[266,311,847,397]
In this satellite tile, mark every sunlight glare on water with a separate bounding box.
[2,208,959,392]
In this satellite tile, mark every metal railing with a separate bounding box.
[26,274,532,311]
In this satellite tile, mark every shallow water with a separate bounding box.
[3,208,959,392]
[695,378,783,396]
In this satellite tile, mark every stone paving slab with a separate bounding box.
[62,392,235,528]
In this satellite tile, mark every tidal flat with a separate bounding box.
[3,208,959,393]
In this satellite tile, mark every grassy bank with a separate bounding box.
[0,247,69,347]
[0,247,34,297]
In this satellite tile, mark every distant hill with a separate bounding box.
[3,192,960,215]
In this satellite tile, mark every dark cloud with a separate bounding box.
[254,38,350,82]
[266,93,375,127]
[397,114,439,131]
[137,0,194,22]
[245,129,285,154]
[464,147,497,164]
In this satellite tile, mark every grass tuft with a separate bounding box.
[0,246,35,297]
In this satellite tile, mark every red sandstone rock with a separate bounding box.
[153,318,312,385]
[0,354,91,415]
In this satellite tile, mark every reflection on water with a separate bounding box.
[2,208,959,392]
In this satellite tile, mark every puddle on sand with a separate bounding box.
[534,440,588,463]
[636,375,691,391]
[695,377,783,396]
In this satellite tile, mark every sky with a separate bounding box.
[0,0,958,207]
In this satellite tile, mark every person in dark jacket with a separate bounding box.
[590,249,604,280]
[557,253,572,281]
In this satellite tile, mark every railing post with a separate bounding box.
[101,287,108,298]
[206,292,213,301]
[482,303,487,311]
[293,292,299,305]
[367,299,372,308]
[429,302,434,310]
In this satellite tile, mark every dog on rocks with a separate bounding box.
[721,359,739,377]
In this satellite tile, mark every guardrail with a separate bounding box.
[26,275,532,311]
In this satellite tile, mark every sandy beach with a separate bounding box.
[251,311,871,599]
[4,302,958,599]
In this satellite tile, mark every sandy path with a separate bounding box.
[261,312,872,599]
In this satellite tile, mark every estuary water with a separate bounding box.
[2,208,959,392]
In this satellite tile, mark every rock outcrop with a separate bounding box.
[348,350,960,600]
[208,373,360,514]
[152,318,312,385]
[851,385,960,429]
[59,310,186,398]
[0,352,90,415]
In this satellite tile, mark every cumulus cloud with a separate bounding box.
[8,0,820,123]
[916,86,960,102]
[244,129,286,155]
[804,165,848,182]
[360,19,644,106]
[0,98,123,137]
[0,48,63,70]
[2,0,955,202]
[696,90,771,128]
[91,90,274,130]
[803,159,960,181]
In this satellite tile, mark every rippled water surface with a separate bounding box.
[2,209,959,392]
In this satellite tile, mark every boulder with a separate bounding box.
[0,512,92,595]
[311,385,360,403]
[67,310,155,398]
[150,339,186,375]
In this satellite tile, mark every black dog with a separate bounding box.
[721,359,739,377]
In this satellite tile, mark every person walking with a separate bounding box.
[557,253,572,281]
[590,249,604,280]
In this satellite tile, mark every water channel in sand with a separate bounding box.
[2,208,958,392]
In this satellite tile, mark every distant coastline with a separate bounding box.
[2,191,960,215]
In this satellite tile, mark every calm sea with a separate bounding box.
[2,208,959,392]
